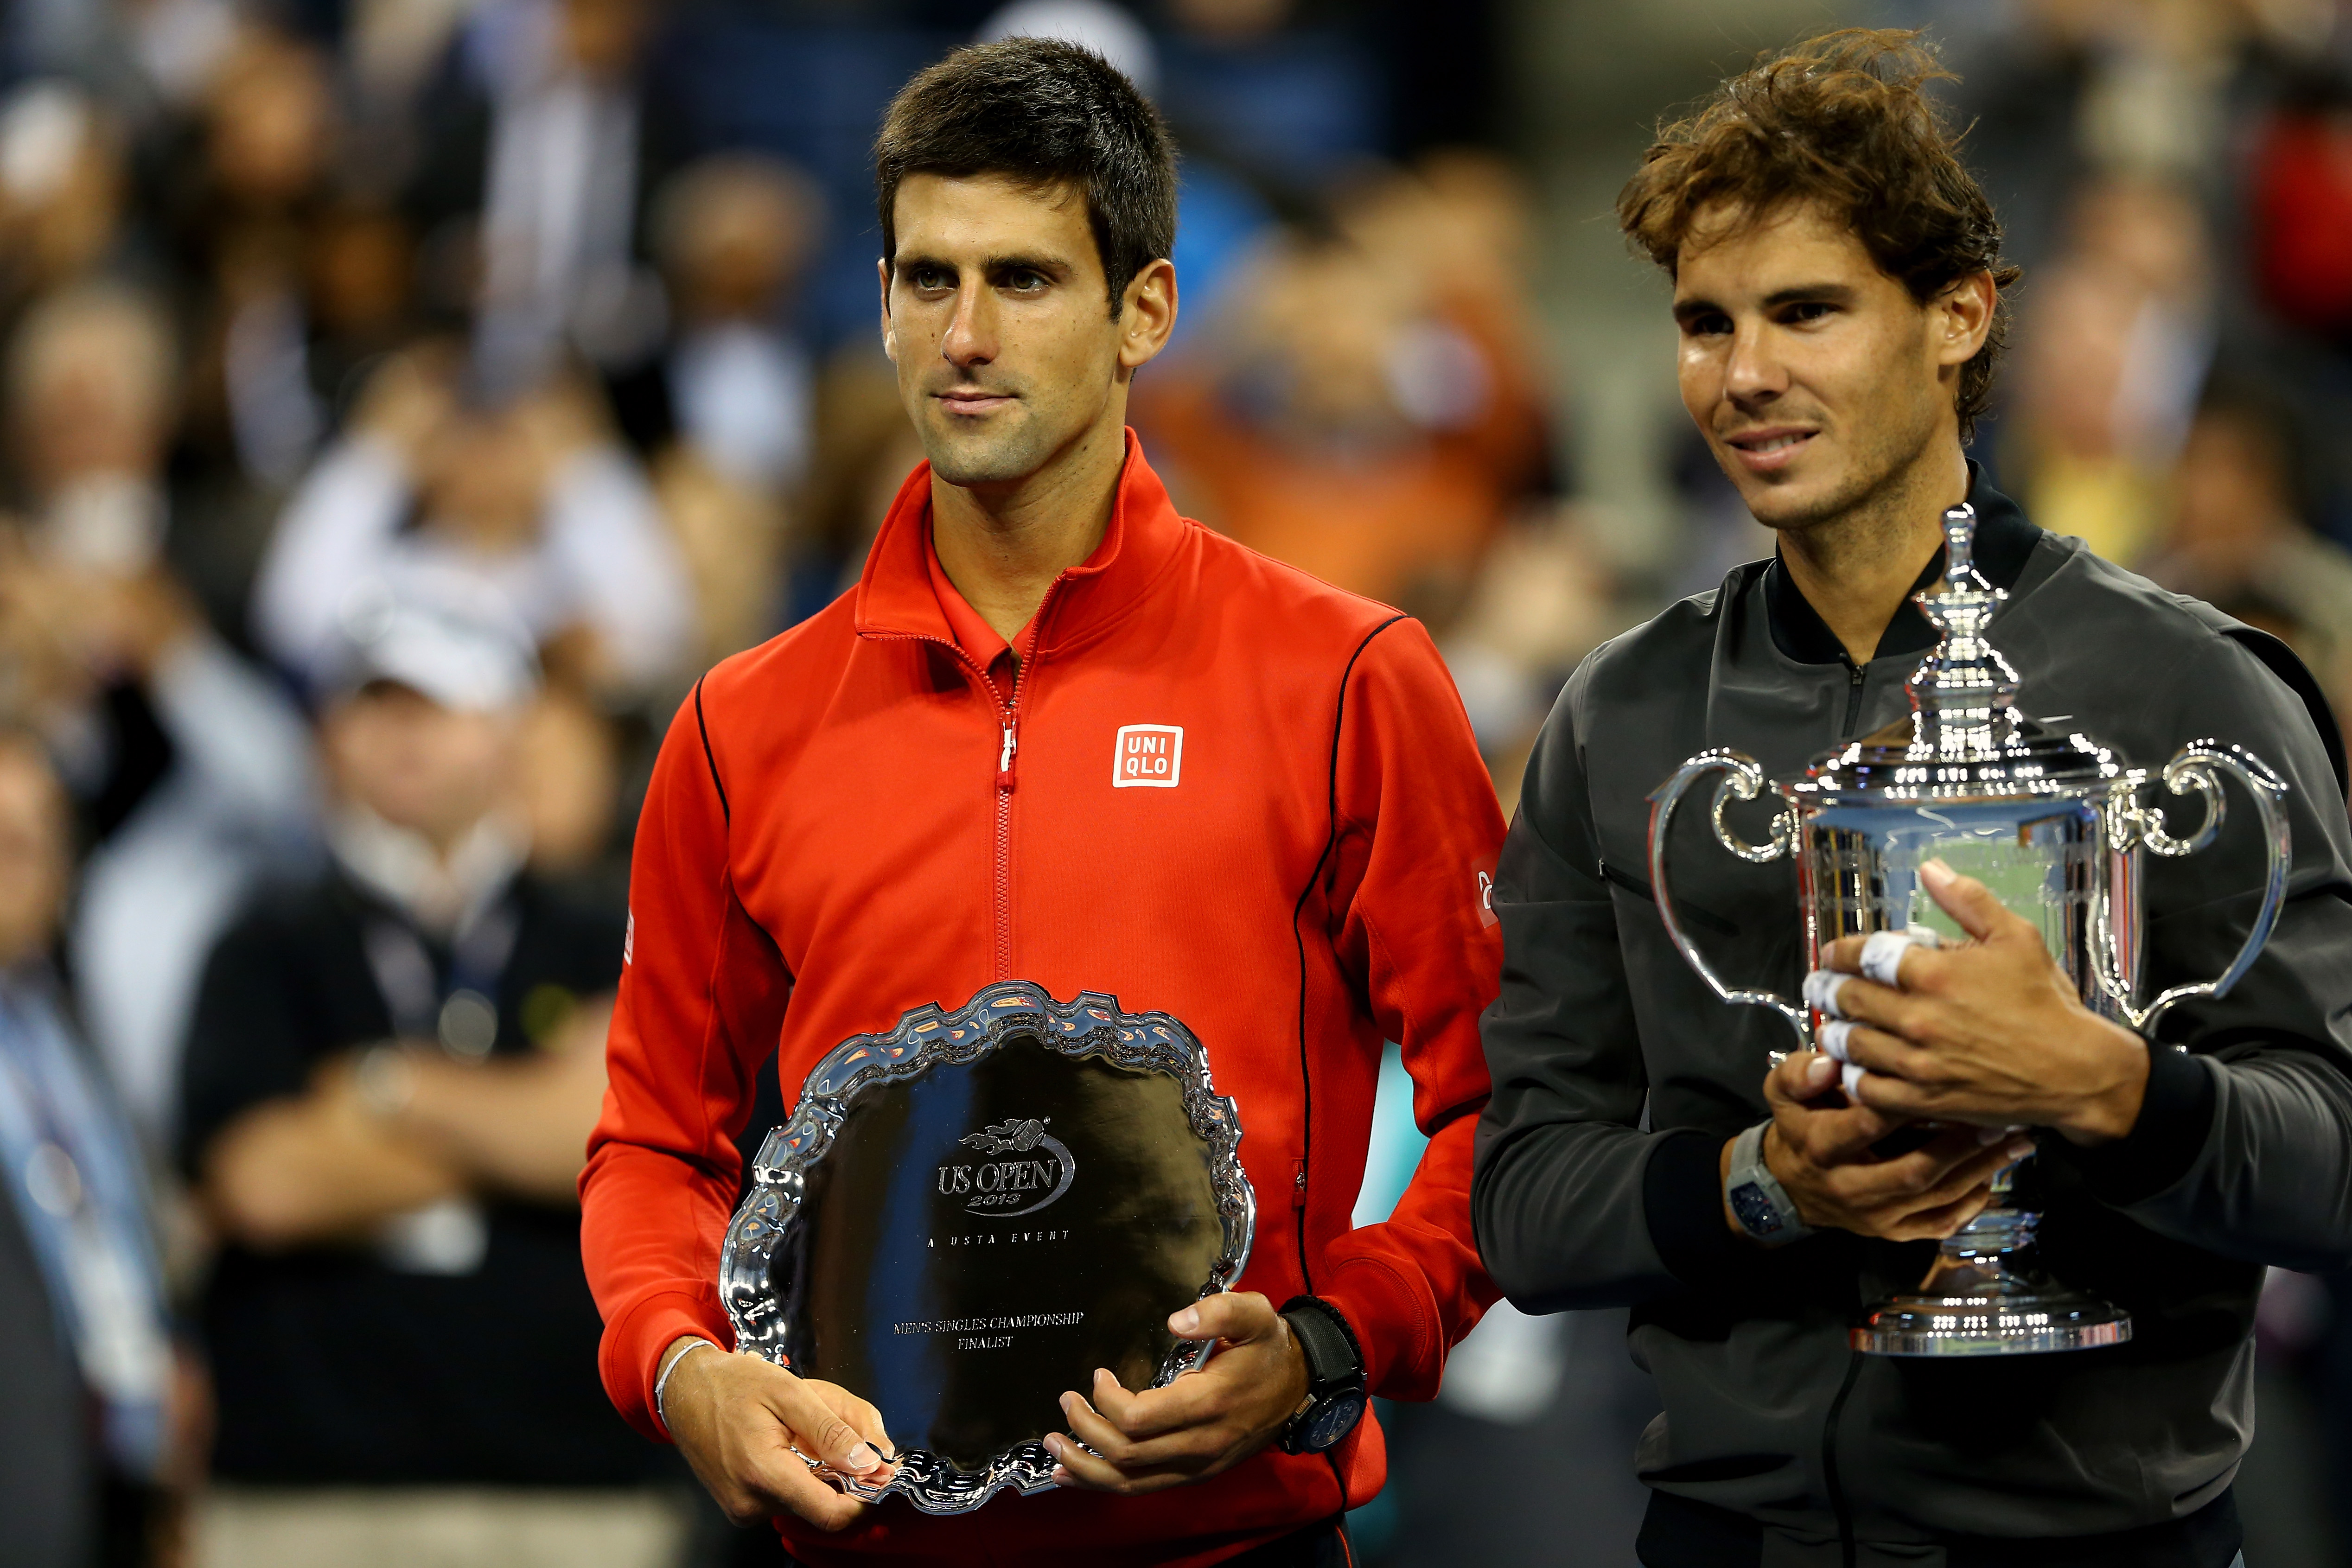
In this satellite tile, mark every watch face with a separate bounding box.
[1729,1181,1784,1237]
[1300,1389,1368,1453]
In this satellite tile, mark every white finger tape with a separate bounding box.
[1904,924,1944,950]
[1860,929,1920,988]
[1817,1019,1855,1062]
[1842,1062,1867,1100]
[1803,969,1850,1019]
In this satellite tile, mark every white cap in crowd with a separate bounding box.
[327,571,541,714]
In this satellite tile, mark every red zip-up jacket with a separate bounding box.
[581,433,1503,1566]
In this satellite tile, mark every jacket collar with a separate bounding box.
[853,428,1188,657]
[1764,462,2044,666]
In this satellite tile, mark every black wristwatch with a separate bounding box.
[1277,1296,1368,1455]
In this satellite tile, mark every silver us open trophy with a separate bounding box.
[1648,504,2291,1355]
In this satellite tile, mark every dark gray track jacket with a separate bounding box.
[1473,480,2352,1566]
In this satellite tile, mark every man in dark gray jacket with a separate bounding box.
[1472,29,2352,1568]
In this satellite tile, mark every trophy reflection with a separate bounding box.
[1649,504,2292,1355]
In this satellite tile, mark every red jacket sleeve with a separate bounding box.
[1315,619,1506,1400]
[579,678,790,1440]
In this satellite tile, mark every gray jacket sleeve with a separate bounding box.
[1472,680,1686,1310]
[2053,627,2352,1270]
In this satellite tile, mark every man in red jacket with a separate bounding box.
[580,38,1504,1566]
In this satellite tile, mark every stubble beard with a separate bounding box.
[920,380,1080,493]
[925,419,1050,488]
[1740,398,1944,544]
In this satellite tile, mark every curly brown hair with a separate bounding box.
[1618,28,2021,441]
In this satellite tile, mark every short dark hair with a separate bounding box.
[1618,28,2021,441]
[873,37,1177,315]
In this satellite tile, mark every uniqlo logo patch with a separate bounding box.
[1112,725,1183,788]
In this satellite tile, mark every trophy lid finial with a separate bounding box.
[1906,503,2021,757]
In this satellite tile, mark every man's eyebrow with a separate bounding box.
[890,250,1075,279]
[1760,282,1856,308]
[1673,282,1859,321]
[982,251,1072,278]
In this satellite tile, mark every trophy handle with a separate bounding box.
[1647,750,1809,1051]
[2097,740,2292,1035]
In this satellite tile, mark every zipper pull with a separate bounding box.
[997,724,1017,790]
[1840,659,1869,740]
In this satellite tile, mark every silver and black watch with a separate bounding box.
[1277,1295,1368,1455]
[1724,1120,1812,1247]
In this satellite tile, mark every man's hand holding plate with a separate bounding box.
[657,1336,896,1531]
[1046,1291,1310,1494]
[1815,858,2152,1146]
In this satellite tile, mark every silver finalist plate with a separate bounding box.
[718,982,1256,1514]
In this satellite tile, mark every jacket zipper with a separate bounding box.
[991,580,1065,982]
[863,575,1064,984]
[1822,1349,1864,1568]
[994,693,1019,981]
[1828,663,1867,1566]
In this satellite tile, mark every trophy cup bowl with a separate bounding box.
[1647,504,2292,1356]
[716,982,1255,1512]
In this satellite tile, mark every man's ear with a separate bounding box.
[877,256,898,364]
[1933,269,1995,370]
[1115,258,1179,375]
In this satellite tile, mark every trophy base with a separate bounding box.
[1852,1254,2132,1357]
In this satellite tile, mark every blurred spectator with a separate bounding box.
[2251,67,2352,344]
[0,281,317,1144]
[1168,0,1293,44]
[178,591,674,1568]
[1138,156,1552,624]
[167,27,341,496]
[980,0,1157,91]
[6,278,176,567]
[348,0,494,116]
[252,344,692,703]
[510,682,620,879]
[158,25,371,634]
[1155,0,1381,188]
[2246,63,2352,552]
[0,730,183,1568]
[635,154,819,494]
[5,0,239,154]
[793,344,925,614]
[0,80,140,328]
[2062,0,2244,183]
[622,153,822,665]
[1437,506,1618,802]
[2142,381,2352,745]
[2001,174,2214,566]
[409,0,685,392]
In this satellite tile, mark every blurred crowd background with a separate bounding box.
[2,0,2350,1565]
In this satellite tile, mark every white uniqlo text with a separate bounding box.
[1112,724,1184,788]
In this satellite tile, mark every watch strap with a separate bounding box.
[1278,1295,1364,1396]
[1725,1120,1811,1247]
